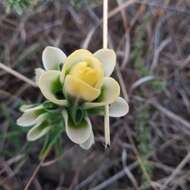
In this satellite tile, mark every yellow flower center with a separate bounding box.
[70,61,99,87]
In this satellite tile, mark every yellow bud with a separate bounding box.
[70,61,99,87]
[62,49,104,101]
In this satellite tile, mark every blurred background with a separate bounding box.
[0,0,190,189]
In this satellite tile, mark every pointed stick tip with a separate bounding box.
[105,143,110,150]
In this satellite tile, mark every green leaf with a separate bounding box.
[69,106,86,126]
[54,137,62,157]
[47,111,63,125]
[68,116,88,129]
[27,119,50,141]
[86,107,104,116]
[5,0,32,14]
[51,76,64,100]
[43,101,58,111]
[39,122,65,160]
[55,63,64,71]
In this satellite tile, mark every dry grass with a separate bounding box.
[0,0,190,189]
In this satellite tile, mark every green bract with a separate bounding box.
[17,46,129,150]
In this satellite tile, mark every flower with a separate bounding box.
[61,50,104,101]
[17,104,51,141]
[17,46,129,150]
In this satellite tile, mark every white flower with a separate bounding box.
[17,46,129,150]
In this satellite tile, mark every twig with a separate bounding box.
[151,101,190,130]
[160,151,190,190]
[108,0,137,19]
[121,33,130,69]
[122,149,139,189]
[0,62,37,88]
[90,162,139,190]
[24,158,44,190]
[115,65,129,102]
[136,0,190,15]
[41,145,76,167]
[82,26,98,49]
[0,155,24,175]
[126,126,157,190]
[79,0,137,49]
[103,0,110,148]
[131,75,155,90]
[151,38,171,72]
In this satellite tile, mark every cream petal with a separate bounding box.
[109,97,129,117]
[38,70,68,106]
[94,49,116,76]
[80,131,95,150]
[61,49,103,83]
[17,110,45,127]
[42,46,66,70]
[17,112,37,127]
[61,49,92,82]
[35,68,45,86]
[20,104,35,112]
[27,119,50,141]
[62,110,92,144]
[84,77,120,109]
[98,77,120,103]
[20,104,43,112]
[64,75,101,102]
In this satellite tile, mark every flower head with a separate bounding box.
[17,46,129,150]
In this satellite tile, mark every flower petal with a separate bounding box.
[61,49,103,86]
[35,68,45,86]
[17,112,37,127]
[42,46,66,70]
[109,97,129,117]
[61,49,92,81]
[27,118,50,141]
[20,104,35,112]
[80,131,95,150]
[20,104,43,112]
[17,106,44,127]
[62,110,92,144]
[64,75,101,101]
[84,77,120,109]
[94,49,116,76]
[38,70,68,106]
